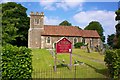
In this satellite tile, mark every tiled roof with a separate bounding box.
[41,25,100,38]
[42,25,82,36]
[81,30,100,38]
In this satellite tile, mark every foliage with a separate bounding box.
[115,23,120,37]
[115,8,120,21]
[107,34,115,48]
[1,2,29,46]
[114,36,120,49]
[59,20,72,26]
[84,21,105,42]
[114,8,120,49]
[2,44,32,79]
[104,49,120,79]
[74,42,84,48]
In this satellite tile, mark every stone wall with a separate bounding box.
[28,28,43,48]
[84,37,100,48]
[40,36,100,49]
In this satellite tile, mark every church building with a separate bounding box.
[28,12,101,49]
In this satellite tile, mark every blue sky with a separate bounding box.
[1,0,119,42]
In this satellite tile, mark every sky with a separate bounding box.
[1,0,120,43]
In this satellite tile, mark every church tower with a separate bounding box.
[28,12,44,48]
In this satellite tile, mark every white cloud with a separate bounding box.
[1,0,118,3]
[40,0,56,10]
[44,5,56,10]
[63,0,83,8]
[44,16,63,25]
[56,1,83,11]
[73,10,117,42]
[40,0,84,11]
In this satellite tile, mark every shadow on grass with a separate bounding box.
[85,63,109,78]
[53,63,70,70]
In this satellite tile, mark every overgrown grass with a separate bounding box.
[32,49,108,78]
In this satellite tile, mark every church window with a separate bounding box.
[82,38,85,44]
[34,19,39,24]
[90,38,93,47]
[73,38,78,44]
[46,37,51,43]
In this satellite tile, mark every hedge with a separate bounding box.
[74,42,84,48]
[104,49,120,79]
[2,44,32,79]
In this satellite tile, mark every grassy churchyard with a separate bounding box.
[32,49,108,78]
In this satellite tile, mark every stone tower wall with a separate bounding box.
[28,12,44,48]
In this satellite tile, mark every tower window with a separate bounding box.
[34,19,39,24]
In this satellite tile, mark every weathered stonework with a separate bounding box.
[28,12,44,48]
[28,12,102,49]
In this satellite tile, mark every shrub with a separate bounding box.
[74,42,84,48]
[104,49,120,79]
[2,44,32,79]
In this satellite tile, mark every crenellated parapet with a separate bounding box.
[30,12,44,16]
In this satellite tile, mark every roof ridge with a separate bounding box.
[83,30,97,31]
[44,25,77,27]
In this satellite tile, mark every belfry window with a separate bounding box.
[34,19,39,24]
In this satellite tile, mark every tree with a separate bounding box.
[115,8,120,37]
[84,21,105,42]
[114,7,120,49]
[107,34,115,48]
[59,20,72,26]
[1,2,29,47]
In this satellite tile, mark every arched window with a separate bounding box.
[73,38,78,44]
[82,38,85,44]
[46,37,51,43]
[90,38,92,48]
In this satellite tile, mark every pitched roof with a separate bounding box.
[81,30,100,38]
[41,25,100,38]
[42,25,82,36]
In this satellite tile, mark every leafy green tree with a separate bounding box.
[0,4,2,47]
[84,21,105,42]
[115,7,120,49]
[107,34,115,48]
[115,8,120,37]
[59,20,72,26]
[1,2,29,47]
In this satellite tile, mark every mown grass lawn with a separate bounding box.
[32,49,108,78]
[73,49,104,61]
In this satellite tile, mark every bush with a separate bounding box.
[74,42,84,48]
[104,49,120,79]
[2,44,32,79]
